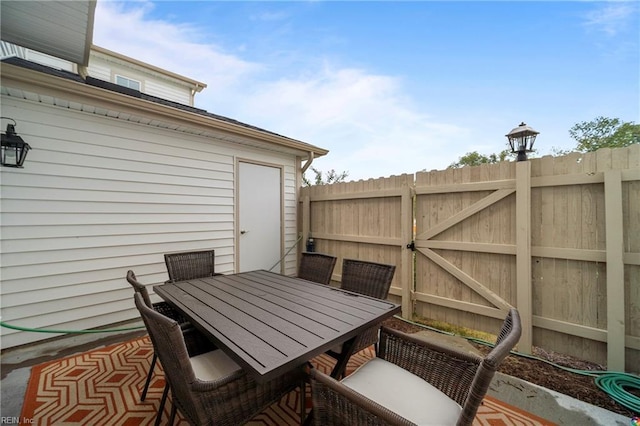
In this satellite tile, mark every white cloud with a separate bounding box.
[93,1,260,91]
[236,64,470,180]
[93,1,470,181]
[583,2,638,37]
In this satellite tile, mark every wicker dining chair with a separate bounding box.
[164,249,222,283]
[326,259,396,377]
[298,252,337,285]
[310,308,522,426]
[126,270,214,403]
[339,258,395,299]
[133,292,306,426]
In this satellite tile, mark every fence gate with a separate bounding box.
[413,162,524,345]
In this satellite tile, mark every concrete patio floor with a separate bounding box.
[0,320,631,425]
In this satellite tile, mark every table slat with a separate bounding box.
[154,270,400,382]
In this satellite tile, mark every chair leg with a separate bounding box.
[299,379,306,426]
[155,382,169,426]
[141,352,158,401]
[330,338,356,379]
[168,399,177,425]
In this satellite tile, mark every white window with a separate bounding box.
[115,75,141,91]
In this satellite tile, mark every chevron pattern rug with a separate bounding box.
[21,336,555,425]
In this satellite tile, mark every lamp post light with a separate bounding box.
[506,122,539,162]
[1,119,31,168]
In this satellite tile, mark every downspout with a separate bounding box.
[78,65,88,79]
[301,151,314,174]
[300,151,314,256]
[190,84,200,106]
[191,83,205,106]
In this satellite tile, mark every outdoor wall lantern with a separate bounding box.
[506,122,539,162]
[1,118,31,168]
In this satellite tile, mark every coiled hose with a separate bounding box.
[594,373,640,414]
[392,315,640,414]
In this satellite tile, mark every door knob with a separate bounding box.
[240,230,248,235]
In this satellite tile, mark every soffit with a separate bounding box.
[0,1,96,66]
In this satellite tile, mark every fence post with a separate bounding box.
[401,183,414,319]
[302,193,311,253]
[516,161,532,354]
[604,169,625,371]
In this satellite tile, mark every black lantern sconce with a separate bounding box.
[506,122,538,162]
[1,118,31,168]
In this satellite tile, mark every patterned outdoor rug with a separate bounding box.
[21,336,555,425]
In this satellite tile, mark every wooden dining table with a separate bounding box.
[154,269,401,383]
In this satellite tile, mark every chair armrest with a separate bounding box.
[378,326,482,406]
[309,368,414,426]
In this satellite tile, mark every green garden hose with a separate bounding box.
[468,336,640,414]
[0,321,145,334]
[393,315,640,414]
[594,373,640,414]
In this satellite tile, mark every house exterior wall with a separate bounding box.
[1,41,202,106]
[143,79,192,106]
[84,62,111,81]
[86,55,193,105]
[1,41,75,72]
[0,94,300,349]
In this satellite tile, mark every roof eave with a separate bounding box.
[0,0,97,66]
[0,62,329,157]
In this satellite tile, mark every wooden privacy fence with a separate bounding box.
[299,145,639,373]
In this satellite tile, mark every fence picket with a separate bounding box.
[300,145,640,372]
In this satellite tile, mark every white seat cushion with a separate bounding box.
[190,350,242,381]
[341,358,462,425]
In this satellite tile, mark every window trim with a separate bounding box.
[115,74,141,91]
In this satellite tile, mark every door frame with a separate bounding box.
[235,158,285,273]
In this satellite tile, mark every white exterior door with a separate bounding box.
[238,161,283,272]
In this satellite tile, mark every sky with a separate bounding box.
[92,1,640,181]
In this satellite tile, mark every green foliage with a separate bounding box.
[569,116,640,153]
[549,146,572,157]
[448,116,638,170]
[302,167,349,186]
[413,315,496,341]
[448,149,512,169]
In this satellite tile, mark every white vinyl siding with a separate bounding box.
[0,41,75,72]
[86,62,111,81]
[0,95,299,348]
[27,50,75,72]
[144,79,191,105]
[87,55,194,105]
[1,42,197,105]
